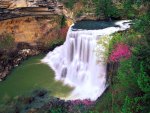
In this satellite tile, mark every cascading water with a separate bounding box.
[42,20,131,101]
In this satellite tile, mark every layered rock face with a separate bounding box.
[0,16,61,43]
[0,15,69,81]
[0,0,57,8]
[0,0,74,81]
[0,0,29,8]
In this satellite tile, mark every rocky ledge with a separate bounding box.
[0,43,40,81]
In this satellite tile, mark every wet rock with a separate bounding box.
[0,45,41,81]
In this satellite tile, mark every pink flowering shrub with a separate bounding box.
[71,99,94,106]
[109,43,131,62]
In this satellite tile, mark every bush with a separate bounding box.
[76,10,83,18]
[61,15,66,28]
[0,89,95,113]
[59,0,77,9]
[44,38,65,52]
[93,10,150,112]
[109,43,131,62]
[96,35,112,62]
[94,0,121,19]
[93,0,149,19]
[0,33,15,50]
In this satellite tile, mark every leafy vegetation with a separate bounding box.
[0,0,149,113]
[0,89,94,113]
[60,0,149,20]
[93,9,150,113]
[0,33,15,49]
[94,0,120,19]
[58,0,77,9]
[47,38,65,49]
[60,15,67,28]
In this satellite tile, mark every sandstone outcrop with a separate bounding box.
[0,15,69,81]
[0,16,62,43]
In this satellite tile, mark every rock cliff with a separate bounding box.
[0,16,62,44]
[0,15,70,81]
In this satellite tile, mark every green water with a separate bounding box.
[0,55,72,102]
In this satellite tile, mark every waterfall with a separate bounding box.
[42,20,131,101]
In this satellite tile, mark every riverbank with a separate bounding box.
[0,15,69,81]
[0,45,40,81]
[0,55,72,102]
[0,38,65,81]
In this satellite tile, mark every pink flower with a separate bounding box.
[109,43,131,62]
[82,99,94,105]
[71,99,94,106]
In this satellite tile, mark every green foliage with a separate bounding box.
[108,33,122,54]
[0,1,149,113]
[137,63,150,93]
[122,96,132,113]
[96,35,112,62]
[60,15,66,28]
[76,10,83,18]
[122,0,135,18]
[132,13,150,71]
[0,89,95,113]
[0,33,15,49]
[65,0,76,9]
[134,12,150,37]
[91,0,149,19]
[117,59,138,90]
[94,89,112,112]
[50,108,66,113]
[46,38,65,51]
[59,0,77,9]
[0,89,51,113]
[93,0,120,19]
[94,8,150,112]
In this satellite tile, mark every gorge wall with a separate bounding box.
[0,15,63,44]
[0,15,71,81]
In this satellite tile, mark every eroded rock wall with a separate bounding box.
[0,16,62,44]
[0,15,70,81]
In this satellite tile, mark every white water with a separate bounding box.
[42,20,131,101]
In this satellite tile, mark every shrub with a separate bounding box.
[76,10,83,18]
[0,33,15,49]
[61,15,66,28]
[94,0,121,19]
[45,38,65,52]
[109,43,131,62]
[96,35,112,62]
[59,0,77,9]
[71,99,94,106]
